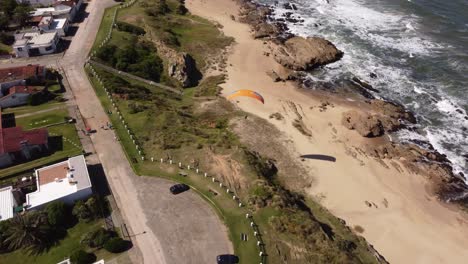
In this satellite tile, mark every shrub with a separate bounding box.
[116,21,145,35]
[72,200,92,222]
[176,3,188,15]
[45,201,67,226]
[104,237,128,253]
[81,228,115,248]
[70,249,96,264]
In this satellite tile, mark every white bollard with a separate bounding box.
[257,241,261,246]
[212,178,215,182]
[226,188,230,193]
[204,172,207,177]
[138,150,141,155]
[196,168,199,173]
[133,139,135,144]
[239,202,243,207]
[259,252,263,257]
[160,158,163,163]
[219,183,222,187]
[141,157,144,161]
[169,160,173,164]
[187,165,190,170]
[246,213,250,219]
[178,162,182,168]
[151,157,154,162]
[254,231,258,236]
[233,195,236,200]
[250,221,254,227]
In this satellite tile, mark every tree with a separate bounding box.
[0,16,9,31]
[70,249,96,264]
[72,200,92,222]
[0,0,18,17]
[0,220,11,252]
[84,196,100,219]
[104,237,128,253]
[12,4,32,26]
[81,228,115,248]
[4,212,51,252]
[45,201,67,226]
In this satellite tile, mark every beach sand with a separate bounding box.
[186,0,468,263]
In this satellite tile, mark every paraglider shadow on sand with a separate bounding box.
[300,154,337,162]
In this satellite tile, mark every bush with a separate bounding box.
[45,201,67,226]
[116,21,145,35]
[72,200,92,222]
[81,228,115,248]
[104,237,128,253]
[70,249,96,264]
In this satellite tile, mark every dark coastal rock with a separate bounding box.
[369,99,417,126]
[342,110,384,137]
[168,53,201,87]
[273,36,344,71]
[351,77,379,93]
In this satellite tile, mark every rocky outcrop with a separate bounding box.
[167,52,201,87]
[342,99,416,137]
[365,142,468,201]
[342,111,384,137]
[273,37,343,71]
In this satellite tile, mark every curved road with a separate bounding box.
[57,0,233,263]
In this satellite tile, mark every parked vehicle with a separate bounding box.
[216,254,239,264]
[169,183,190,195]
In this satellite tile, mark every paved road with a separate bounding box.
[57,1,233,264]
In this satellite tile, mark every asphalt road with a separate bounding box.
[0,0,234,263]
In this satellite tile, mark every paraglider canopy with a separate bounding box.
[227,90,264,104]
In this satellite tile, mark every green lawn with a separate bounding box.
[2,102,66,116]
[0,220,118,264]
[0,42,12,55]
[0,110,83,179]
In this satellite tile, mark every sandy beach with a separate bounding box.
[186,0,468,263]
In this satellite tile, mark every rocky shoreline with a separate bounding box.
[234,0,468,204]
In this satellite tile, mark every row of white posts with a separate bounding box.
[89,0,137,60]
[86,63,145,162]
[152,158,267,263]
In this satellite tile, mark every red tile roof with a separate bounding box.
[7,86,41,95]
[30,16,44,23]
[0,65,45,84]
[0,127,48,154]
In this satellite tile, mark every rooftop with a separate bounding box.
[0,126,48,154]
[50,18,67,30]
[39,16,53,27]
[0,186,14,221]
[26,155,92,209]
[0,64,44,84]
[31,7,56,17]
[7,85,42,95]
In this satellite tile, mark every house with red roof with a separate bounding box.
[0,86,42,108]
[0,65,46,93]
[0,112,49,168]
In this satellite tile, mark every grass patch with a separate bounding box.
[0,42,12,55]
[1,102,65,116]
[0,110,82,180]
[0,220,117,264]
[194,74,225,97]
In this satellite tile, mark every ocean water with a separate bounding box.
[256,0,468,178]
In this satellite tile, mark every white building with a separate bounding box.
[30,0,83,22]
[13,31,59,58]
[17,0,56,7]
[0,186,16,221]
[26,155,93,210]
[39,16,69,37]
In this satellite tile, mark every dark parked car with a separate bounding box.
[217,254,239,264]
[169,183,190,194]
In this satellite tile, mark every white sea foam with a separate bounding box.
[267,0,468,178]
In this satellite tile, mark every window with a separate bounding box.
[17,47,23,51]
[45,46,53,51]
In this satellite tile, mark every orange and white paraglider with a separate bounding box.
[227,90,265,104]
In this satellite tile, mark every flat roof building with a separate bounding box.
[0,186,16,221]
[26,155,92,210]
[13,31,59,58]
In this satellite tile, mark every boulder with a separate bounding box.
[167,52,201,87]
[273,36,343,71]
[342,110,384,137]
